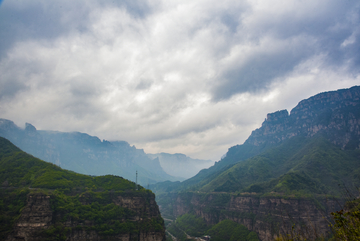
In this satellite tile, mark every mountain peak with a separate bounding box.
[25,123,36,132]
[266,109,289,122]
[245,86,360,149]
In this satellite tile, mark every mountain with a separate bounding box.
[153,86,360,240]
[245,85,360,148]
[0,137,165,241]
[147,153,213,179]
[199,135,360,194]
[153,85,360,193]
[0,120,180,185]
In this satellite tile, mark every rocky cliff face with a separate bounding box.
[246,86,360,149]
[6,192,165,241]
[171,192,339,241]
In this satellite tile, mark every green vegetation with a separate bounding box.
[330,199,360,240]
[166,214,258,241]
[154,135,360,197]
[207,220,259,241]
[175,214,208,237]
[0,146,139,192]
[198,135,360,196]
[0,137,164,239]
[0,137,143,193]
[165,232,174,241]
[166,223,187,241]
[0,188,30,240]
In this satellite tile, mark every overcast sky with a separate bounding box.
[0,0,359,161]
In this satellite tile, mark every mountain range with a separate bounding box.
[0,120,210,185]
[152,85,360,194]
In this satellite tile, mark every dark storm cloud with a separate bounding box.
[0,0,151,60]
[0,78,28,100]
[213,43,316,100]
[0,1,87,59]
[211,0,360,100]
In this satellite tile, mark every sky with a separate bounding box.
[0,0,359,162]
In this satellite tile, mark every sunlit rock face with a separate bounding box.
[246,86,360,149]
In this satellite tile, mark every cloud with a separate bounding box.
[0,0,359,160]
[210,0,360,100]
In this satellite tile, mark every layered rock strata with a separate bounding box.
[246,86,360,149]
[172,192,339,241]
[6,192,165,241]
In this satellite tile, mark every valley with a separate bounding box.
[1,1,360,240]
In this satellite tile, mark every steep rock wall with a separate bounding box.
[171,192,339,241]
[6,193,165,241]
[246,86,360,149]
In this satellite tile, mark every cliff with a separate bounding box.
[170,192,340,241]
[6,192,165,241]
[246,86,360,149]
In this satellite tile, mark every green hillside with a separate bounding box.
[207,220,259,241]
[0,137,164,240]
[153,134,360,196]
[0,137,139,192]
[199,135,360,195]
[150,141,273,194]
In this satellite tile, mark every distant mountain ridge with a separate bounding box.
[147,153,213,179]
[0,120,178,185]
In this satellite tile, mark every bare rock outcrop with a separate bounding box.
[246,86,360,149]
